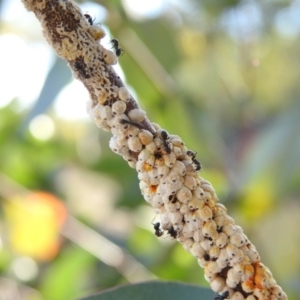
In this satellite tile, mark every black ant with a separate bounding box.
[110,38,125,57]
[167,225,177,238]
[84,13,94,25]
[153,222,164,237]
[160,130,171,154]
[213,291,229,300]
[187,150,202,171]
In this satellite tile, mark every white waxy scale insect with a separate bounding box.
[179,203,189,214]
[204,270,216,282]
[173,146,182,158]
[209,245,220,260]
[193,187,205,199]
[198,205,213,222]
[99,105,112,121]
[215,232,228,248]
[184,175,197,190]
[176,186,192,203]
[163,152,176,168]
[222,224,237,236]
[157,165,169,178]
[246,245,260,263]
[112,100,126,116]
[127,160,136,169]
[200,239,213,252]
[190,242,205,258]
[138,149,151,162]
[148,168,160,185]
[165,176,183,195]
[201,183,215,194]
[210,276,226,293]
[197,257,209,268]
[188,197,204,211]
[103,49,117,65]
[170,138,184,147]
[164,202,178,213]
[138,130,153,145]
[118,87,130,102]
[138,171,149,182]
[145,141,157,154]
[127,126,139,138]
[88,24,106,41]
[127,136,143,152]
[202,220,217,238]
[181,223,194,239]
[193,229,205,242]
[205,260,221,275]
[227,268,241,287]
[182,238,194,252]
[230,232,246,247]
[94,118,110,131]
[169,211,182,225]
[170,160,186,177]
[109,136,119,153]
[128,108,146,122]
[149,194,163,208]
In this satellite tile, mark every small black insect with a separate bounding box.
[213,291,229,300]
[167,225,177,238]
[110,38,125,57]
[186,150,202,171]
[160,130,171,154]
[84,13,94,25]
[153,222,164,237]
[193,158,202,171]
[119,119,144,129]
[186,150,197,160]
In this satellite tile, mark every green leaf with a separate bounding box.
[79,281,214,300]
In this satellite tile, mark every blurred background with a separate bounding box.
[0,0,300,299]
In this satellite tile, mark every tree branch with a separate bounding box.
[21,0,287,299]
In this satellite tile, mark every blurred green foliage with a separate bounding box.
[0,0,300,299]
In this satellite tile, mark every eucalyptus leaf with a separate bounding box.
[79,281,214,300]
